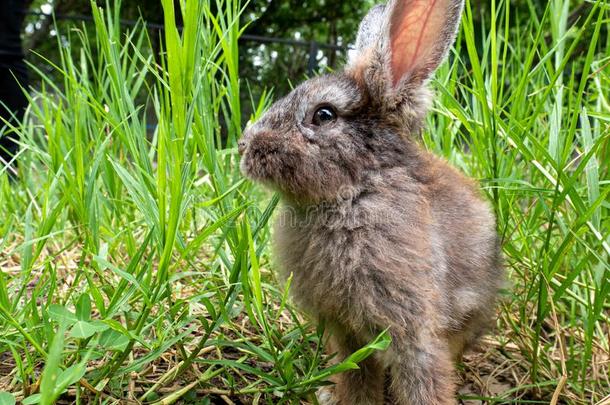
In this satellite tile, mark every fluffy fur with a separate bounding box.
[239,0,503,403]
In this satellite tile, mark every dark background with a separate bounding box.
[18,0,598,95]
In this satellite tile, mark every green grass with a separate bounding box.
[0,0,608,404]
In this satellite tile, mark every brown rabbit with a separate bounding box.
[239,0,503,403]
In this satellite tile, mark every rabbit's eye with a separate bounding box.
[312,106,337,126]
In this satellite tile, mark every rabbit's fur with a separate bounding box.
[239,0,503,403]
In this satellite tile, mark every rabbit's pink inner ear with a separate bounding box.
[389,0,453,86]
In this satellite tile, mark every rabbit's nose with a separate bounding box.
[238,138,248,155]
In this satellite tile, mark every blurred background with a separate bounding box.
[12,0,603,116]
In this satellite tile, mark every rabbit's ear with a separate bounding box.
[386,0,464,86]
[349,0,463,93]
[352,4,386,60]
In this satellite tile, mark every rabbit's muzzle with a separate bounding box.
[237,138,248,155]
[237,126,256,156]
[239,129,284,181]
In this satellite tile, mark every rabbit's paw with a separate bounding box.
[316,386,337,405]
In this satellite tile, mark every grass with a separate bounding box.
[0,0,608,403]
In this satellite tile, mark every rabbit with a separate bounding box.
[238,0,503,403]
